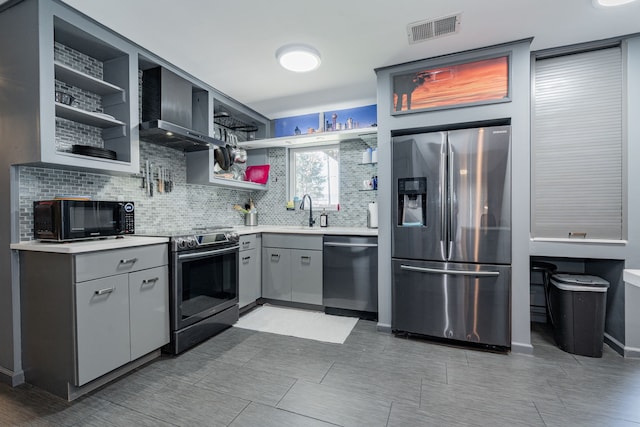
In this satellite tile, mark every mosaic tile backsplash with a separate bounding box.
[18,139,377,240]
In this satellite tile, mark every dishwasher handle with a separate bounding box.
[400,264,500,277]
[324,242,378,248]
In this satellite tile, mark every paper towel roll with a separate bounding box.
[367,202,378,229]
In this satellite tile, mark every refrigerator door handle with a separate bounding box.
[400,264,500,277]
[448,145,455,260]
[440,148,447,259]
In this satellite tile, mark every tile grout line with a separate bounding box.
[225,399,252,427]
[385,400,394,427]
[532,400,549,427]
[319,361,336,384]
[274,378,298,408]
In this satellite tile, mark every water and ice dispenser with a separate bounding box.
[398,177,426,226]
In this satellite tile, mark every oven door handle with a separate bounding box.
[177,245,239,260]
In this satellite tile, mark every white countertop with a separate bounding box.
[234,225,378,236]
[10,225,376,253]
[10,236,169,254]
[624,269,640,288]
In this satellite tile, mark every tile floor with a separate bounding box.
[1,321,640,426]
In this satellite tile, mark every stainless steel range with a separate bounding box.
[164,228,239,354]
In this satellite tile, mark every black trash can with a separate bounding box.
[550,273,609,357]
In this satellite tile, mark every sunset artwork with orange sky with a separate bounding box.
[392,56,509,112]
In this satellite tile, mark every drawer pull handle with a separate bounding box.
[301,256,311,264]
[95,287,114,296]
[242,256,251,263]
[119,258,138,265]
[142,277,159,286]
[271,254,280,261]
[568,232,587,238]
[242,241,251,246]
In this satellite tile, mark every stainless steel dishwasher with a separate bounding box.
[323,235,378,320]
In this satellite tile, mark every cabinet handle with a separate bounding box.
[242,256,251,263]
[94,287,114,296]
[301,256,311,264]
[142,277,159,286]
[271,254,280,261]
[242,241,251,247]
[568,232,587,238]
[119,258,138,265]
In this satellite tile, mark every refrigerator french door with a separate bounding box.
[391,125,512,348]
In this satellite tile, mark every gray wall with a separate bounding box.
[375,40,534,352]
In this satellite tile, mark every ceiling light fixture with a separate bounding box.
[276,44,321,73]
[592,0,638,7]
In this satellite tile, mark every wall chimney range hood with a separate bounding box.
[139,66,217,151]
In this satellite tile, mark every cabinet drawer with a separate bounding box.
[240,234,258,252]
[262,233,322,250]
[75,244,168,283]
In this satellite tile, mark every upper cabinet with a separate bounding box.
[185,91,272,191]
[0,0,139,174]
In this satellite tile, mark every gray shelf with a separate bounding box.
[54,61,125,98]
[55,103,126,140]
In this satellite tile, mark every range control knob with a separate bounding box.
[176,238,187,249]
[226,231,239,243]
[187,237,197,248]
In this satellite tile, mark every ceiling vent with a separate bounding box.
[407,13,461,44]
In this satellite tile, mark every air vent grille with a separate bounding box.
[407,14,461,44]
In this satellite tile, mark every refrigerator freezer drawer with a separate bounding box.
[392,259,511,348]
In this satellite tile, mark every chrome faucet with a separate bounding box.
[300,194,315,227]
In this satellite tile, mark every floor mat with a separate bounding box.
[234,305,358,344]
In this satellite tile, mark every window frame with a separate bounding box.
[287,144,340,211]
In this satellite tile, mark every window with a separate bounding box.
[288,145,339,209]
[532,46,623,240]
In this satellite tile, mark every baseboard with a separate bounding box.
[603,332,638,358]
[511,341,534,355]
[376,322,392,333]
[0,366,24,386]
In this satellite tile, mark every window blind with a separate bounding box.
[532,47,623,240]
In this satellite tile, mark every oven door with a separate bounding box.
[172,245,239,331]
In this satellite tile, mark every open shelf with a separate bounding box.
[237,126,377,150]
[54,61,125,104]
[55,103,126,140]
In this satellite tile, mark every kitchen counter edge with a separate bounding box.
[10,236,170,254]
[234,225,378,237]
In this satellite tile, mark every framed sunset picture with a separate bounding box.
[391,54,511,114]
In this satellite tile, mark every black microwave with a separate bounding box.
[33,200,135,241]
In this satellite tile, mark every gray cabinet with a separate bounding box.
[262,247,292,300]
[239,234,261,308]
[75,275,130,386]
[0,0,139,174]
[291,249,323,305]
[19,243,169,400]
[261,234,323,305]
[129,265,170,360]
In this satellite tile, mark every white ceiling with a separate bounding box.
[60,0,640,119]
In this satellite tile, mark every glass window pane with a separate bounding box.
[290,145,339,208]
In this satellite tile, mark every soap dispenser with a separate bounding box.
[320,209,328,227]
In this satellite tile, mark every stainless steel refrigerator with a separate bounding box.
[391,125,511,348]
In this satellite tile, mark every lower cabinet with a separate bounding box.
[128,266,170,360]
[262,234,322,305]
[75,275,130,386]
[239,234,261,308]
[19,243,169,400]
